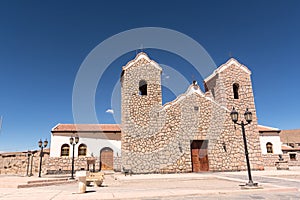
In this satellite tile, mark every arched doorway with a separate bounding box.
[100,147,113,170]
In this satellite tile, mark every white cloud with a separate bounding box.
[106,109,114,114]
[162,72,170,81]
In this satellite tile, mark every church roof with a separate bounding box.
[52,124,121,132]
[122,52,162,71]
[204,58,251,82]
[257,125,280,132]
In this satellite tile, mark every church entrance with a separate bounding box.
[100,147,114,170]
[191,140,209,172]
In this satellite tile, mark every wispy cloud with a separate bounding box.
[106,109,114,114]
[162,72,170,81]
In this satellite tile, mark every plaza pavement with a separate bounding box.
[0,167,300,199]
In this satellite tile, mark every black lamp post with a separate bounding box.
[230,107,257,187]
[38,139,48,178]
[70,136,79,179]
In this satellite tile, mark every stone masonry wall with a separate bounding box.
[262,153,300,167]
[0,152,121,176]
[204,59,264,170]
[0,151,49,176]
[121,55,264,174]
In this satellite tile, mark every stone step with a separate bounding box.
[27,178,69,184]
[17,178,76,188]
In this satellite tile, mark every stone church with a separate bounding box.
[121,52,264,173]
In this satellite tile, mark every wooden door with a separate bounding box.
[191,140,209,172]
[100,148,113,170]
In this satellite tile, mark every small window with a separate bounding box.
[139,80,147,96]
[194,106,199,111]
[289,153,296,161]
[61,144,70,157]
[266,142,273,153]
[233,83,239,99]
[78,144,87,156]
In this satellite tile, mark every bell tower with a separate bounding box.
[204,58,256,120]
[203,58,264,170]
[121,52,162,128]
[120,53,162,169]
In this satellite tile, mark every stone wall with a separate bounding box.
[204,59,264,170]
[262,154,288,167]
[45,156,121,174]
[283,152,300,166]
[0,150,49,176]
[0,151,121,176]
[121,54,264,174]
[262,153,300,167]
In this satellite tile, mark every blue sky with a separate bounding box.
[0,0,299,152]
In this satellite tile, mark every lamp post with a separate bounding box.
[38,139,48,178]
[70,136,79,179]
[26,150,31,177]
[230,107,257,187]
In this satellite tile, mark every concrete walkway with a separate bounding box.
[0,169,300,199]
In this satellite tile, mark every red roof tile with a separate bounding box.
[257,125,280,132]
[52,124,121,132]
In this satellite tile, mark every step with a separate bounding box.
[27,178,69,184]
[17,179,76,188]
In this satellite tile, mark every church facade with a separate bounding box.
[121,53,264,173]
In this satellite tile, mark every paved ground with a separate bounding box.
[0,168,300,199]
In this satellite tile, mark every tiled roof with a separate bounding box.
[257,125,280,132]
[52,124,121,132]
[280,129,300,143]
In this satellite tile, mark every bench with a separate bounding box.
[122,167,133,176]
[86,172,104,187]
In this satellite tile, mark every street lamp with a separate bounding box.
[26,150,31,177]
[38,139,48,178]
[230,107,257,187]
[70,136,79,179]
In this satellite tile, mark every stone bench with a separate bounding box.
[86,172,104,187]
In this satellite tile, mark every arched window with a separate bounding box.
[78,144,87,156]
[233,83,239,99]
[61,144,70,157]
[266,142,273,153]
[139,80,147,96]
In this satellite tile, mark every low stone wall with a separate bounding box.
[262,154,289,167]
[0,151,49,176]
[262,153,300,167]
[284,152,300,167]
[46,156,121,174]
[0,151,121,176]
[2,151,299,176]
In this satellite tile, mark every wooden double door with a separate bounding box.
[191,140,209,172]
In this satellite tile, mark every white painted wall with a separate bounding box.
[259,136,282,154]
[50,134,121,157]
